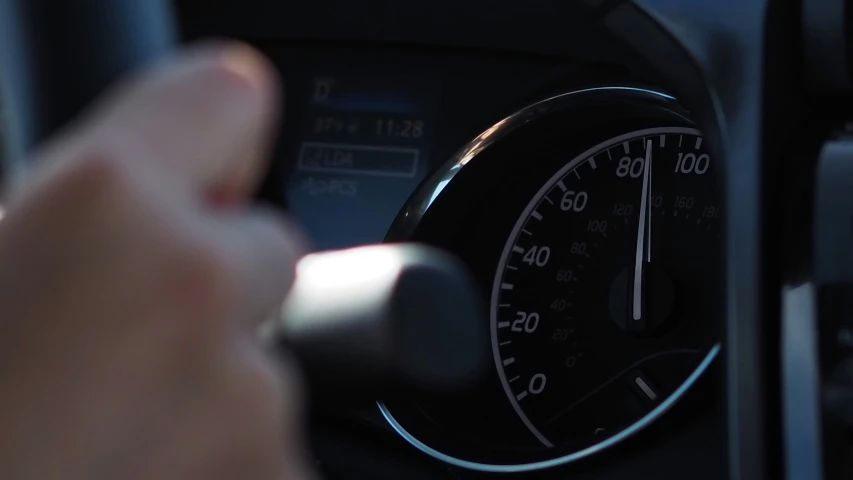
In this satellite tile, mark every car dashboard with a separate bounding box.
[174,1,763,479]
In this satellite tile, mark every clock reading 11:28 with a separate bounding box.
[375,119,426,138]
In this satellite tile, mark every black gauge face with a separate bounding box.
[491,127,720,451]
[380,89,724,473]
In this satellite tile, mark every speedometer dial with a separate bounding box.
[380,88,723,472]
[491,127,720,451]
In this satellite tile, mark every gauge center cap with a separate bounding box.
[608,267,675,334]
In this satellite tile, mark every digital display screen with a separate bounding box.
[288,73,439,250]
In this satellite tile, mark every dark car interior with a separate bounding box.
[2,0,853,479]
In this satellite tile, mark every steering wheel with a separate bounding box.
[0,0,489,395]
[0,1,175,162]
[1,1,849,479]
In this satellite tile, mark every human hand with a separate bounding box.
[0,44,311,480]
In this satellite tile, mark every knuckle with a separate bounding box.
[172,268,252,373]
[20,144,142,229]
[59,146,150,225]
[171,238,243,320]
[156,237,243,359]
[71,144,134,197]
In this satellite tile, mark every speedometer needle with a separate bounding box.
[632,140,653,322]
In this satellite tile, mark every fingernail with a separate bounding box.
[216,42,277,95]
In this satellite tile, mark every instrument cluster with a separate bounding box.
[379,87,722,473]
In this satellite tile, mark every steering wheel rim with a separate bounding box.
[0,0,175,173]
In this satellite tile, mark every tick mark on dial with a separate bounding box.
[634,376,658,400]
